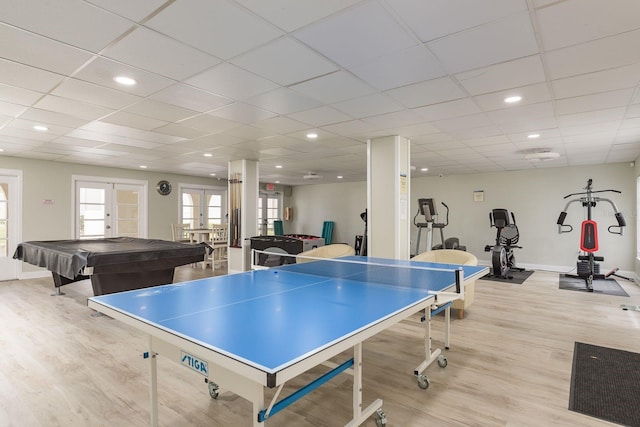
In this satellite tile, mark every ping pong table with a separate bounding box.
[88,255,488,426]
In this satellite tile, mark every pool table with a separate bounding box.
[13,237,208,296]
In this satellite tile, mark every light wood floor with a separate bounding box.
[1,265,639,427]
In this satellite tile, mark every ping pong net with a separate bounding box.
[251,249,464,299]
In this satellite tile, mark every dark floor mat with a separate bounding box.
[569,342,640,426]
[559,275,629,297]
[479,269,534,284]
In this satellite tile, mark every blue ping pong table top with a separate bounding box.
[89,256,486,374]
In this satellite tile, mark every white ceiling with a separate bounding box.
[1,0,639,186]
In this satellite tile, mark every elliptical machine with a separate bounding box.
[557,179,627,291]
[484,209,524,279]
[413,198,466,255]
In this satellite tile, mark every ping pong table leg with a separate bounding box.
[345,343,385,426]
[147,336,158,427]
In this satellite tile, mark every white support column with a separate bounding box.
[228,159,258,273]
[366,136,411,260]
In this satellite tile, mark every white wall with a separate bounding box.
[290,163,636,272]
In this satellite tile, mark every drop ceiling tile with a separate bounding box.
[361,110,424,130]
[124,99,198,122]
[536,0,640,51]
[386,77,466,108]
[413,98,481,121]
[0,58,64,94]
[0,125,58,141]
[427,12,538,74]
[79,121,184,143]
[320,120,379,139]
[559,120,622,136]
[349,45,446,91]
[19,108,90,128]
[0,23,94,75]
[252,116,309,134]
[74,57,176,98]
[151,123,208,139]
[546,30,640,80]
[448,126,504,140]
[146,0,282,60]
[101,111,168,131]
[52,79,141,110]
[0,83,44,106]
[332,93,405,119]
[179,114,243,134]
[499,117,559,134]
[233,0,361,32]
[387,0,527,42]
[0,101,27,117]
[487,102,555,125]
[150,84,232,113]
[245,88,322,115]
[432,113,494,133]
[104,27,221,81]
[7,117,73,136]
[231,37,338,86]
[551,63,640,99]
[1,0,133,52]
[474,83,551,112]
[619,117,640,130]
[34,95,114,121]
[626,104,640,119]
[555,89,635,116]
[288,106,352,127]
[455,55,546,95]
[86,0,168,22]
[208,103,277,124]
[293,1,416,68]
[187,63,279,101]
[221,125,273,141]
[558,108,626,128]
[290,71,376,104]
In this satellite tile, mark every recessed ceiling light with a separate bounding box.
[421,167,429,172]
[337,175,343,179]
[527,133,541,139]
[275,165,283,169]
[33,125,48,132]
[203,153,213,157]
[0,148,4,152]
[139,165,147,169]
[306,132,318,139]
[113,76,137,86]
[210,173,216,176]
[504,95,522,104]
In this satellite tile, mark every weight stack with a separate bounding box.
[577,260,600,275]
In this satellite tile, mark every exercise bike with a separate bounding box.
[484,209,524,279]
[557,179,627,291]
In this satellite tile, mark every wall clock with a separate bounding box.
[156,180,172,196]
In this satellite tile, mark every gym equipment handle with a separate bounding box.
[556,211,572,233]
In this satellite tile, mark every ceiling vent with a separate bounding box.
[303,172,322,180]
[520,148,561,162]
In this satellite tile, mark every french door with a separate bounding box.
[258,192,282,236]
[0,171,21,281]
[74,177,146,239]
[180,187,226,229]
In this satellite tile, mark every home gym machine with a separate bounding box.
[484,208,524,279]
[557,179,627,291]
[413,198,466,255]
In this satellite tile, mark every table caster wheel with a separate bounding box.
[437,355,448,368]
[208,381,219,399]
[417,374,430,389]
[375,408,387,426]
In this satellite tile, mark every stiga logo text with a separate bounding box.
[181,351,208,377]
